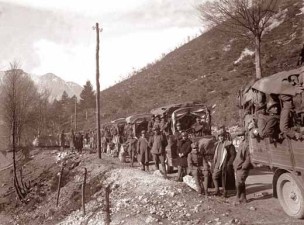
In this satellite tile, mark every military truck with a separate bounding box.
[239,66,304,218]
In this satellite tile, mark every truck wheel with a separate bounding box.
[277,173,304,219]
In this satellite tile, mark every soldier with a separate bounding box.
[212,129,236,197]
[218,126,232,141]
[124,122,133,138]
[200,114,211,135]
[233,130,253,204]
[153,115,161,131]
[257,99,280,140]
[191,117,203,137]
[60,130,65,151]
[75,132,84,153]
[165,134,178,174]
[149,127,168,178]
[279,94,302,140]
[176,131,192,182]
[137,130,150,171]
[148,115,155,133]
[100,130,107,153]
[111,129,122,157]
[160,114,170,136]
[188,142,209,195]
[198,135,216,195]
[127,132,137,167]
[174,122,183,140]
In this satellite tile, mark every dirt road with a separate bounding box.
[0,149,303,225]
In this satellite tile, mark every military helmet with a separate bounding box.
[266,99,279,111]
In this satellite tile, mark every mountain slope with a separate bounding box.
[30,73,83,101]
[0,71,82,101]
[98,0,304,126]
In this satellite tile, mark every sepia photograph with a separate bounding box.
[0,0,304,224]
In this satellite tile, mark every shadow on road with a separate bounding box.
[247,183,272,194]
[249,167,273,176]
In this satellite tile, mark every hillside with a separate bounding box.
[97,0,304,127]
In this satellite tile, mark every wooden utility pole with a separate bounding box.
[93,23,102,159]
[74,97,77,131]
[82,168,87,216]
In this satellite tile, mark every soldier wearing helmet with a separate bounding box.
[257,98,280,140]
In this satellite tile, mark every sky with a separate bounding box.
[0,0,204,89]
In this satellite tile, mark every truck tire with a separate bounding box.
[277,173,304,219]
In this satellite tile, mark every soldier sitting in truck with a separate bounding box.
[279,94,302,140]
[257,98,280,141]
[191,117,203,137]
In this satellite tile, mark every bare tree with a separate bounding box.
[198,0,280,79]
[0,62,40,200]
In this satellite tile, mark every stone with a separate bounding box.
[249,206,256,211]
[153,170,163,177]
[145,215,159,224]
[169,191,176,197]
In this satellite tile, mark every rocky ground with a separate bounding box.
[0,148,303,225]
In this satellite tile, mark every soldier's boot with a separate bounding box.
[167,166,172,174]
[223,189,228,198]
[146,163,150,172]
[240,184,248,203]
[234,184,241,205]
[142,164,145,171]
[155,162,160,171]
[213,180,220,196]
[176,166,183,182]
[203,177,209,196]
[162,164,168,179]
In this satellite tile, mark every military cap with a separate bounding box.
[217,129,225,136]
[236,130,246,136]
[191,142,199,149]
[181,131,188,137]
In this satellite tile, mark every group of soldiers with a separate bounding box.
[244,73,304,143]
[59,129,97,153]
[95,114,253,205]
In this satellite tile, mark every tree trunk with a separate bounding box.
[254,36,262,79]
[12,120,24,200]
